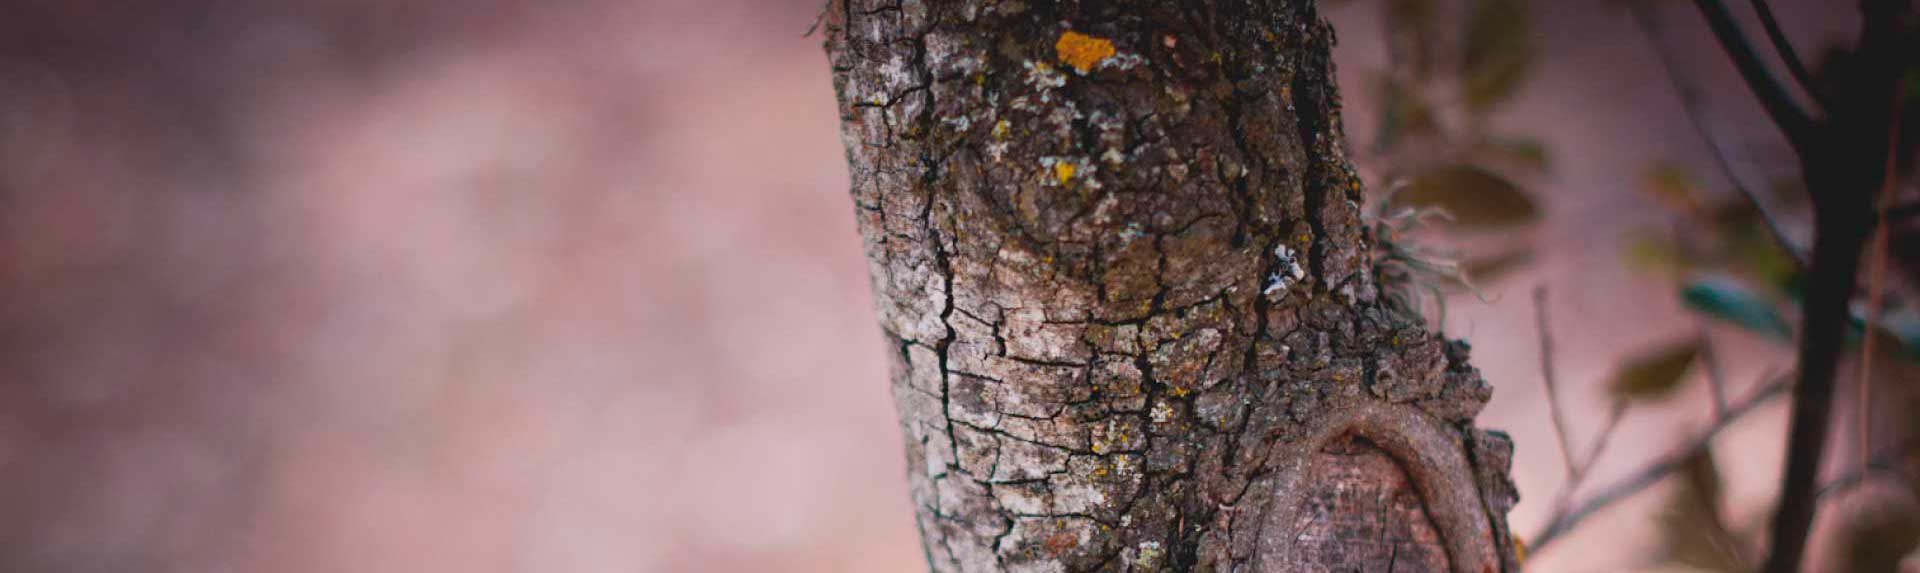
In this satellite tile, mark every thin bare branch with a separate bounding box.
[1543,400,1629,526]
[1691,0,1819,149]
[1531,373,1793,552]
[1534,286,1580,476]
[1627,0,1809,268]
[1817,438,1916,499]
[1747,0,1824,108]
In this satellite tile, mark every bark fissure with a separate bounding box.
[826,2,1518,571]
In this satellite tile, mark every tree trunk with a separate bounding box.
[823,1,1520,571]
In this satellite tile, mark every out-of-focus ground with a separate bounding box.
[0,0,1877,571]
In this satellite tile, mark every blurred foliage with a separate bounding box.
[1461,0,1534,112]
[1654,449,1750,572]
[1360,0,1545,320]
[1386,164,1539,229]
[1355,1,1920,566]
[1682,278,1792,341]
[1613,35,1920,361]
[1607,337,1702,402]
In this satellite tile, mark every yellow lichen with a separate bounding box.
[1055,31,1116,73]
[1168,386,1191,398]
[1053,161,1076,185]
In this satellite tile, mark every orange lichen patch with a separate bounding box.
[1052,162,1076,185]
[1043,531,1079,555]
[1055,31,1116,73]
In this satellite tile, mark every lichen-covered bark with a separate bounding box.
[823,1,1518,571]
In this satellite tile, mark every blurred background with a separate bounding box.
[0,0,1910,571]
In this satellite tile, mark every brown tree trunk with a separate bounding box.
[823,1,1520,571]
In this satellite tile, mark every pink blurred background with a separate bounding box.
[0,0,1874,571]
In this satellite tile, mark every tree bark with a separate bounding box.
[823,1,1519,571]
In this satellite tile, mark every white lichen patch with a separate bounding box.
[1022,60,1066,96]
[942,114,973,132]
[1099,52,1147,71]
[1126,541,1165,569]
[1150,400,1175,424]
[1264,244,1308,301]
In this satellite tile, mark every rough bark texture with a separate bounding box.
[823,1,1519,571]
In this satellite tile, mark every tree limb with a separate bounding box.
[1531,373,1792,553]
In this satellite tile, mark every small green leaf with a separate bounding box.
[1621,230,1688,275]
[1682,278,1793,341]
[1388,164,1540,230]
[1461,0,1535,112]
[1642,161,1704,213]
[1608,338,1703,401]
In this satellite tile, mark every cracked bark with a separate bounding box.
[824,1,1519,571]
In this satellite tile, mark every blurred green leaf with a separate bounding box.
[1608,338,1702,401]
[1388,164,1540,229]
[1658,449,1748,572]
[1642,161,1704,214]
[1475,137,1551,174]
[1461,0,1534,112]
[1719,222,1798,293]
[1682,278,1793,341]
[1621,230,1688,275]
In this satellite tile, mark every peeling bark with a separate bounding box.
[823,1,1518,571]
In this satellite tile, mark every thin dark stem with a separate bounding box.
[1748,0,1824,107]
[1692,0,1819,149]
[1628,0,1809,267]
[1532,375,1792,552]
[1534,287,1579,475]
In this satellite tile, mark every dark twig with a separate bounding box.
[1691,0,1818,149]
[1531,373,1792,552]
[1747,0,1824,108]
[1534,287,1580,475]
[1627,0,1809,267]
